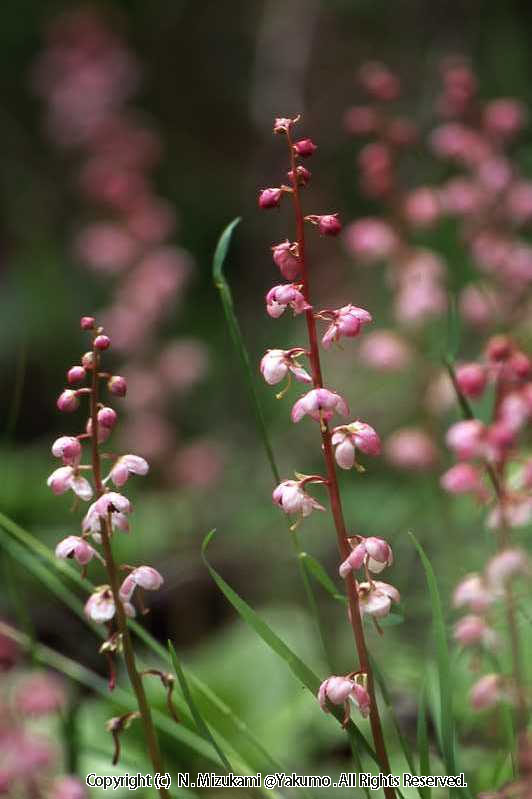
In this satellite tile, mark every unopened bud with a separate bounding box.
[294,138,317,157]
[80,316,95,330]
[67,365,86,385]
[57,390,79,413]
[258,188,282,209]
[94,335,111,351]
[108,375,127,397]
[98,407,118,428]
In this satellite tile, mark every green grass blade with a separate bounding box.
[416,682,431,799]
[409,532,472,799]
[298,551,346,602]
[168,641,232,771]
[202,530,378,764]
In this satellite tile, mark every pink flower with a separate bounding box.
[403,187,441,228]
[55,535,97,565]
[320,305,372,349]
[343,218,398,263]
[15,673,66,717]
[94,334,111,350]
[339,536,393,577]
[453,615,497,648]
[47,466,93,501]
[98,406,118,428]
[119,565,164,601]
[260,349,311,386]
[51,436,82,466]
[258,188,282,209]
[445,420,485,460]
[84,585,135,623]
[453,574,495,612]
[331,421,380,469]
[358,61,400,101]
[385,428,438,470]
[57,389,80,413]
[318,675,370,721]
[291,388,349,424]
[486,549,529,588]
[358,581,400,618]
[293,138,317,157]
[307,213,342,236]
[440,463,484,495]
[82,492,131,538]
[272,479,326,519]
[358,330,412,371]
[108,375,127,396]
[266,284,311,318]
[483,99,526,139]
[456,363,487,398]
[271,240,300,280]
[470,674,505,710]
[50,776,87,799]
[109,454,149,487]
[273,117,295,134]
[80,316,95,330]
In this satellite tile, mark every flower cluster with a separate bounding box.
[0,626,86,798]
[32,9,217,484]
[259,114,398,758]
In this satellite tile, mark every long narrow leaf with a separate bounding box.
[202,530,378,764]
[168,641,232,771]
[416,682,431,799]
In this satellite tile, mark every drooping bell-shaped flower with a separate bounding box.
[109,454,149,487]
[266,284,311,318]
[272,479,326,521]
[55,535,97,565]
[51,436,82,466]
[260,349,311,387]
[357,581,400,618]
[339,536,393,577]
[47,466,93,501]
[320,304,372,349]
[291,388,349,424]
[318,675,370,723]
[119,566,164,602]
[331,421,381,469]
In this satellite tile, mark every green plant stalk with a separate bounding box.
[213,218,332,669]
[90,342,168,796]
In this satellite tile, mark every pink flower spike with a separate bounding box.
[440,463,484,495]
[119,565,164,601]
[80,316,95,330]
[51,436,82,466]
[85,586,116,623]
[272,240,300,280]
[47,466,93,501]
[108,375,127,396]
[67,366,86,385]
[55,535,96,565]
[109,454,149,487]
[321,305,372,349]
[266,284,311,318]
[260,349,311,387]
[272,479,326,521]
[291,388,349,424]
[294,138,317,157]
[57,390,80,413]
[258,188,282,209]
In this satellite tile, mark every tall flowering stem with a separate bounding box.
[262,117,395,794]
[89,338,168,794]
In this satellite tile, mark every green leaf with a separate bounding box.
[299,552,346,602]
[202,530,378,765]
[168,641,232,771]
[409,532,472,799]
[416,682,431,799]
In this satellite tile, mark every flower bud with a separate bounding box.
[287,165,311,186]
[294,138,317,157]
[307,213,342,236]
[486,335,511,362]
[94,334,111,351]
[67,365,86,385]
[456,363,487,398]
[98,407,118,428]
[470,674,504,710]
[258,188,282,209]
[57,390,79,413]
[508,351,531,379]
[271,240,300,280]
[108,375,127,396]
[80,316,95,330]
[440,463,484,495]
[52,436,82,465]
[82,351,94,370]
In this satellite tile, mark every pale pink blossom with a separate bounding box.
[456,363,487,398]
[292,389,349,424]
[453,615,497,648]
[260,349,311,386]
[459,284,500,327]
[440,463,485,495]
[84,585,135,623]
[82,492,131,538]
[358,581,400,618]
[47,466,93,500]
[318,675,370,720]
[358,330,412,371]
[339,537,393,577]
[403,187,441,228]
[75,222,137,273]
[109,454,149,487]
[55,535,97,565]
[331,421,380,469]
[395,280,447,325]
[445,420,485,460]
[453,574,495,612]
[51,436,82,466]
[15,673,66,716]
[487,497,532,530]
[272,480,325,519]
[486,549,529,588]
[271,240,300,280]
[119,565,164,601]
[498,391,529,433]
[470,674,506,710]
[57,389,79,413]
[344,218,398,263]
[385,428,438,470]
[266,284,311,318]
[320,305,372,349]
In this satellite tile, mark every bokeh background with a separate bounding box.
[1,1,532,796]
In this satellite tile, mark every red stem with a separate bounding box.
[285,126,395,796]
